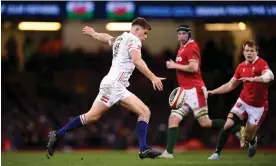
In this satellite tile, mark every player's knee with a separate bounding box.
[198,118,212,128]
[168,114,181,127]
[138,105,151,120]
[244,133,254,141]
[84,113,100,124]
[224,112,240,131]
[223,120,234,131]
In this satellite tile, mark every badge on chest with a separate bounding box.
[241,66,258,77]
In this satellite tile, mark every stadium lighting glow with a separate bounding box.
[18,22,61,31]
[106,22,132,31]
[205,23,247,31]
[238,22,246,30]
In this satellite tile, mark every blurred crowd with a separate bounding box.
[2,34,276,151]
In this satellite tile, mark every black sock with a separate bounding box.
[211,119,225,129]
[215,128,231,155]
[250,137,256,145]
[231,124,241,134]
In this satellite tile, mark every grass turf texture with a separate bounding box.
[2,150,276,166]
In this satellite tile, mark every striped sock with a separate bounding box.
[137,117,149,152]
[56,114,86,137]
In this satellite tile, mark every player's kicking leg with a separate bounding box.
[47,101,109,156]
[120,94,161,159]
[208,112,242,160]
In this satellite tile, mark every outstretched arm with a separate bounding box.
[209,78,241,95]
[130,49,166,91]
[82,26,115,46]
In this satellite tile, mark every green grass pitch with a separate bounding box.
[2,150,276,166]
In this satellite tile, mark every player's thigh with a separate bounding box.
[170,104,192,126]
[85,101,110,122]
[244,122,259,140]
[185,87,209,119]
[94,83,130,108]
[87,85,121,121]
[246,105,266,126]
[244,105,266,139]
[230,98,247,121]
[120,93,150,117]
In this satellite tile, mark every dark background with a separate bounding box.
[1,1,276,151]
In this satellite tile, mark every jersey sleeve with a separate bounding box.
[259,60,270,74]
[108,37,116,46]
[127,37,142,53]
[233,65,241,79]
[185,44,200,63]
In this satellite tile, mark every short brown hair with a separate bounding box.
[132,17,151,30]
[242,40,259,51]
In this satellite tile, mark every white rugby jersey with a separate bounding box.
[101,32,142,87]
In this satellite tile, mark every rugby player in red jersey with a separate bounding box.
[158,25,242,159]
[208,40,274,160]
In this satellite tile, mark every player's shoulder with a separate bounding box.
[187,40,199,48]
[237,61,246,69]
[256,57,268,65]
[239,61,246,66]
[127,32,142,45]
[128,32,140,41]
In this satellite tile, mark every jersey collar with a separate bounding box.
[182,39,194,47]
[245,56,259,65]
[128,32,141,42]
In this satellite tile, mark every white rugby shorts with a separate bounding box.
[231,98,266,126]
[95,83,132,107]
[171,86,208,119]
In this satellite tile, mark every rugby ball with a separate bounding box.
[169,87,186,110]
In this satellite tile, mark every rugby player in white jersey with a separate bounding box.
[46,17,165,159]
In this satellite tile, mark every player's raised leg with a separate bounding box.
[120,94,162,159]
[195,108,224,129]
[47,101,109,156]
[196,111,241,137]
[192,87,242,139]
